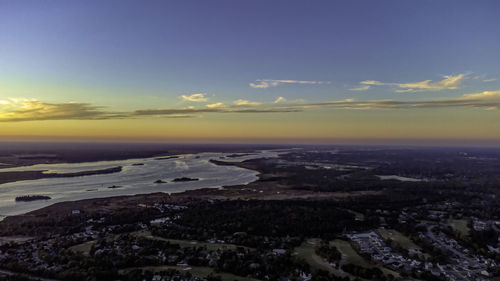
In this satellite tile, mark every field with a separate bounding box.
[294,239,339,274]
[0,236,33,246]
[68,240,95,256]
[377,229,431,259]
[448,219,470,237]
[329,239,371,268]
[133,230,245,251]
[330,239,407,280]
[119,265,261,281]
[377,229,419,250]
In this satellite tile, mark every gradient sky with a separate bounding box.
[1,0,500,145]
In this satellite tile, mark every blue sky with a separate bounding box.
[1,0,500,143]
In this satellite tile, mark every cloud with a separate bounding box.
[180,93,208,102]
[301,90,500,110]
[360,80,383,86]
[473,75,497,83]
[136,90,500,118]
[358,74,466,92]
[0,99,124,122]
[349,85,370,91]
[206,102,225,109]
[133,107,301,116]
[274,96,286,103]
[249,79,328,89]
[162,114,195,118]
[233,99,262,107]
[3,90,500,122]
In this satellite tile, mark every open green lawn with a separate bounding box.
[329,239,371,268]
[330,239,408,280]
[294,238,385,281]
[68,240,96,256]
[347,209,365,221]
[448,219,470,237]
[69,230,245,257]
[294,238,339,274]
[377,229,419,250]
[119,265,260,281]
[376,229,431,259]
[133,230,245,251]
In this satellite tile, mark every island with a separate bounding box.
[155,156,179,160]
[0,166,123,185]
[209,159,234,166]
[107,185,122,189]
[132,163,144,166]
[154,179,167,184]
[226,153,255,158]
[15,195,51,202]
[172,177,199,182]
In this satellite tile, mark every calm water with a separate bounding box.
[0,151,279,218]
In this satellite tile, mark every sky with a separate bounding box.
[1,0,500,145]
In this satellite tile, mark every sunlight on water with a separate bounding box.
[0,151,280,218]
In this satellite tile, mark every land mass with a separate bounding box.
[0,166,123,185]
[1,147,499,281]
[15,195,52,202]
[172,177,199,182]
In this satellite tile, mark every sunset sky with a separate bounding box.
[1,0,500,145]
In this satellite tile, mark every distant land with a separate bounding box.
[0,143,499,281]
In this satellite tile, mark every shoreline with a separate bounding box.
[0,155,378,233]
[0,150,287,220]
[0,166,123,185]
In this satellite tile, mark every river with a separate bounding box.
[0,150,279,218]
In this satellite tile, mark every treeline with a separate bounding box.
[315,241,341,264]
[152,200,367,244]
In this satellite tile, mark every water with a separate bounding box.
[0,151,279,218]
[376,175,423,182]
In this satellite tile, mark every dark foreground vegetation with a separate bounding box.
[0,146,499,281]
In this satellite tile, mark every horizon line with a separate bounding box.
[1,136,499,148]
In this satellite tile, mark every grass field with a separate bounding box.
[119,265,260,281]
[133,230,245,251]
[348,209,365,221]
[70,230,244,256]
[448,219,470,237]
[377,229,431,259]
[294,238,339,274]
[68,240,96,256]
[331,239,408,279]
[329,239,372,268]
[377,229,419,250]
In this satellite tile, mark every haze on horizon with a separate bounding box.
[1,0,500,146]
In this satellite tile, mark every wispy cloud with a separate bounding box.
[349,85,370,91]
[249,79,329,89]
[136,90,500,118]
[0,98,124,122]
[3,90,500,122]
[233,99,262,107]
[206,102,225,109]
[473,75,497,83]
[133,107,301,116]
[180,93,208,102]
[274,96,286,103]
[302,90,500,110]
[358,74,466,92]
